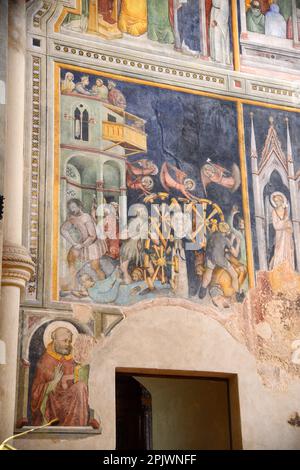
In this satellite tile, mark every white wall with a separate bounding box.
[16,305,300,450]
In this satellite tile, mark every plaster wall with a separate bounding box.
[16,306,300,450]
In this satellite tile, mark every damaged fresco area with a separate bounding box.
[243,106,300,391]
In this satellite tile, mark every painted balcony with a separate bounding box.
[102,104,147,156]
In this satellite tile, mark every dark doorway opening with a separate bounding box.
[115,368,242,450]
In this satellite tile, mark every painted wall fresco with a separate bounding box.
[17,312,101,431]
[56,66,249,310]
[239,0,300,76]
[244,105,300,274]
[245,0,294,38]
[54,0,300,75]
[14,2,300,439]
[57,0,233,67]
[243,104,300,390]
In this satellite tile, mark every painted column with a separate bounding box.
[231,0,241,71]
[119,187,128,240]
[0,0,34,442]
[250,112,267,272]
[199,0,207,57]
[292,0,299,47]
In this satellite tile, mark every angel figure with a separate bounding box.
[269,191,295,270]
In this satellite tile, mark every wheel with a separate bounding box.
[141,194,224,288]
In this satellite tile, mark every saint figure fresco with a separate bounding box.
[30,321,98,428]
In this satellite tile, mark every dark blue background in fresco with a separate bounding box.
[243,104,300,270]
[177,0,201,51]
[61,68,241,215]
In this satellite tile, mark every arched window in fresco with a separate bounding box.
[74,107,81,140]
[82,109,89,141]
[73,106,89,141]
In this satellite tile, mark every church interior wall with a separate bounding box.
[1,0,300,450]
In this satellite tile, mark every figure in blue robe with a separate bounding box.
[78,268,171,305]
[265,4,286,38]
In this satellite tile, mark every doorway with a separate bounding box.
[115,368,242,450]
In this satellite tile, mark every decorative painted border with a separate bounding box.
[32,1,52,29]
[251,83,294,98]
[53,43,225,85]
[50,41,299,107]
[26,56,41,299]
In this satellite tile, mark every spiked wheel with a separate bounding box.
[185,198,224,248]
[142,195,224,289]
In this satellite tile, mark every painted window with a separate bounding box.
[74,105,89,141]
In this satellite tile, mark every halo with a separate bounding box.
[202,163,217,175]
[184,178,196,191]
[43,321,79,348]
[150,163,159,175]
[142,176,154,190]
[270,191,288,208]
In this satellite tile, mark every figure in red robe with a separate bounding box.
[98,0,115,24]
[30,327,89,426]
[107,80,126,109]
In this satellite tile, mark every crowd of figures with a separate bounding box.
[61,0,232,66]
[61,73,127,109]
[59,70,298,310]
[60,195,297,310]
[246,0,295,38]
[59,164,250,309]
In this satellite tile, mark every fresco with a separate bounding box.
[17,315,101,430]
[245,0,295,39]
[244,105,300,273]
[55,66,249,310]
[243,104,300,390]
[57,0,233,67]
